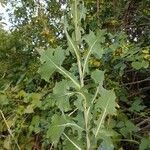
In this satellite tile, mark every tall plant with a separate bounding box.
[38,0,118,149]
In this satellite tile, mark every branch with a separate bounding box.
[123,77,150,86]
[0,110,21,150]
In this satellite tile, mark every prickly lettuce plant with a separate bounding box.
[38,1,118,149]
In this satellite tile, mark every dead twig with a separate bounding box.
[0,109,21,150]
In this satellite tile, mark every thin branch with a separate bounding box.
[96,0,100,19]
[124,23,150,29]
[123,77,150,85]
[49,142,54,150]
[115,139,139,144]
[136,118,150,127]
[0,110,21,150]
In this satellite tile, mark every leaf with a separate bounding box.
[129,98,145,112]
[41,94,56,110]
[74,95,84,111]
[119,120,139,137]
[131,61,149,70]
[3,136,11,150]
[96,88,117,115]
[29,115,40,133]
[63,139,79,150]
[82,31,105,75]
[38,47,65,82]
[142,49,149,54]
[38,47,80,88]
[47,114,66,145]
[83,31,105,59]
[139,138,150,150]
[31,93,42,107]
[125,120,139,132]
[53,80,73,111]
[73,111,85,138]
[0,93,8,106]
[98,136,114,150]
[69,111,85,140]
[24,104,34,114]
[91,69,105,84]
[63,133,83,150]
[95,88,117,137]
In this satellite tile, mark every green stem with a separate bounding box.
[73,0,83,87]
[74,0,78,42]
[74,92,91,150]
[64,29,83,87]
[83,109,90,150]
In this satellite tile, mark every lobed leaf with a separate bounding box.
[47,114,66,145]
[38,47,65,82]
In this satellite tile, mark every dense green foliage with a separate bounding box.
[0,0,150,150]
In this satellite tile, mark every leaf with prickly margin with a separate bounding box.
[73,111,85,139]
[94,87,117,137]
[38,47,80,88]
[96,88,117,115]
[97,29,106,43]
[38,47,65,82]
[83,31,105,59]
[53,80,74,112]
[82,31,105,74]
[74,94,84,111]
[91,69,105,84]
[46,114,66,146]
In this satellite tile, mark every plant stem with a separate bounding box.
[73,0,83,87]
[75,92,91,150]
[64,29,83,88]
[71,1,90,149]
[74,0,78,42]
[83,109,90,150]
